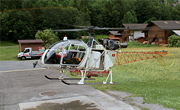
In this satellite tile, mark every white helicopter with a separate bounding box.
[34,26,127,85]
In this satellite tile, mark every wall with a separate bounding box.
[147,24,168,44]
[134,31,145,39]
[19,43,42,52]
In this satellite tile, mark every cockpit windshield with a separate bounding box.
[43,40,88,66]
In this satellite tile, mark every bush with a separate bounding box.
[168,35,180,47]
[176,40,180,47]
[35,29,59,48]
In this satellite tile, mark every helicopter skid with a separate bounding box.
[44,75,95,80]
[61,80,118,85]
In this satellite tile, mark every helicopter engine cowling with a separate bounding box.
[98,39,127,50]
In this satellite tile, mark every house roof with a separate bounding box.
[173,30,180,36]
[122,24,148,30]
[107,31,121,35]
[18,39,43,44]
[147,21,180,30]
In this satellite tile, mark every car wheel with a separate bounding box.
[21,56,26,60]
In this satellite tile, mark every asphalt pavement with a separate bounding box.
[0,60,135,110]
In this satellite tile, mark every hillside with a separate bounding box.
[1,0,180,42]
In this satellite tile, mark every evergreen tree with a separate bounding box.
[123,11,138,23]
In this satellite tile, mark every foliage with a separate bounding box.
[177,40,180,47]
[123,10,138,23]
[1,0,180,42]
[168,35,180,47]
[35,29,59,48]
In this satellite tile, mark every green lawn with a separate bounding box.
[91,47,180,110]
[0,41,19,60]
[94,35,109,41]
[0,40,18,46]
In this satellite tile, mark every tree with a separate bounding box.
[35,29,59,48]
[123,11,138,23]
[144,17,157,24]
[1,0,180,42]
[135,0,159,23]
[111,3,123,27]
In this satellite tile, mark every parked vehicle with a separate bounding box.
[17,47,45,60]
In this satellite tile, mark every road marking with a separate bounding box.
[0,68,46,73]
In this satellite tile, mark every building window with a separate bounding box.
[149,31,155,35]
[157,30,163,35]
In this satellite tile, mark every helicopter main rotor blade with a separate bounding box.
[41,26,133,34]
[94,27,126,30]
[50,28,88,32]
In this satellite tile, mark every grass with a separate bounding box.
[94,35,109,41]
[90,47,180,109]
[127,41,159,48]
[0,41,19,60]
[0,40,18,46]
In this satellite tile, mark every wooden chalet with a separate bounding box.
[106,31,122,42]
[143,21,180,44]
[119,24,147,43]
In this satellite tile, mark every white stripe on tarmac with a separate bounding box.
[0,68,46,73]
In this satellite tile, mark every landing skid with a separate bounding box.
[61,80,118,85]
[45,69,117,85]
[45,75,95,80]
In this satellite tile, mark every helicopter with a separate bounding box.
[33,26,127,85]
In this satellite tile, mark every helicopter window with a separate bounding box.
[44,49,59,64]
[62,51,85,64]
[43,40,88,65]
[55,46,67,58]
[61,43,86,65]
[44,42,68,64]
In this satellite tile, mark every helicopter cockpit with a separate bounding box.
[42,40,88,67]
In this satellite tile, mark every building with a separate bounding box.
[119,24,147,43]
[143,21,180,44]
[106,31,122,42]
[18,39,43,52]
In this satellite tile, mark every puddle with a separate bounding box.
[19,96,105,110]
[23,100,99,110]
